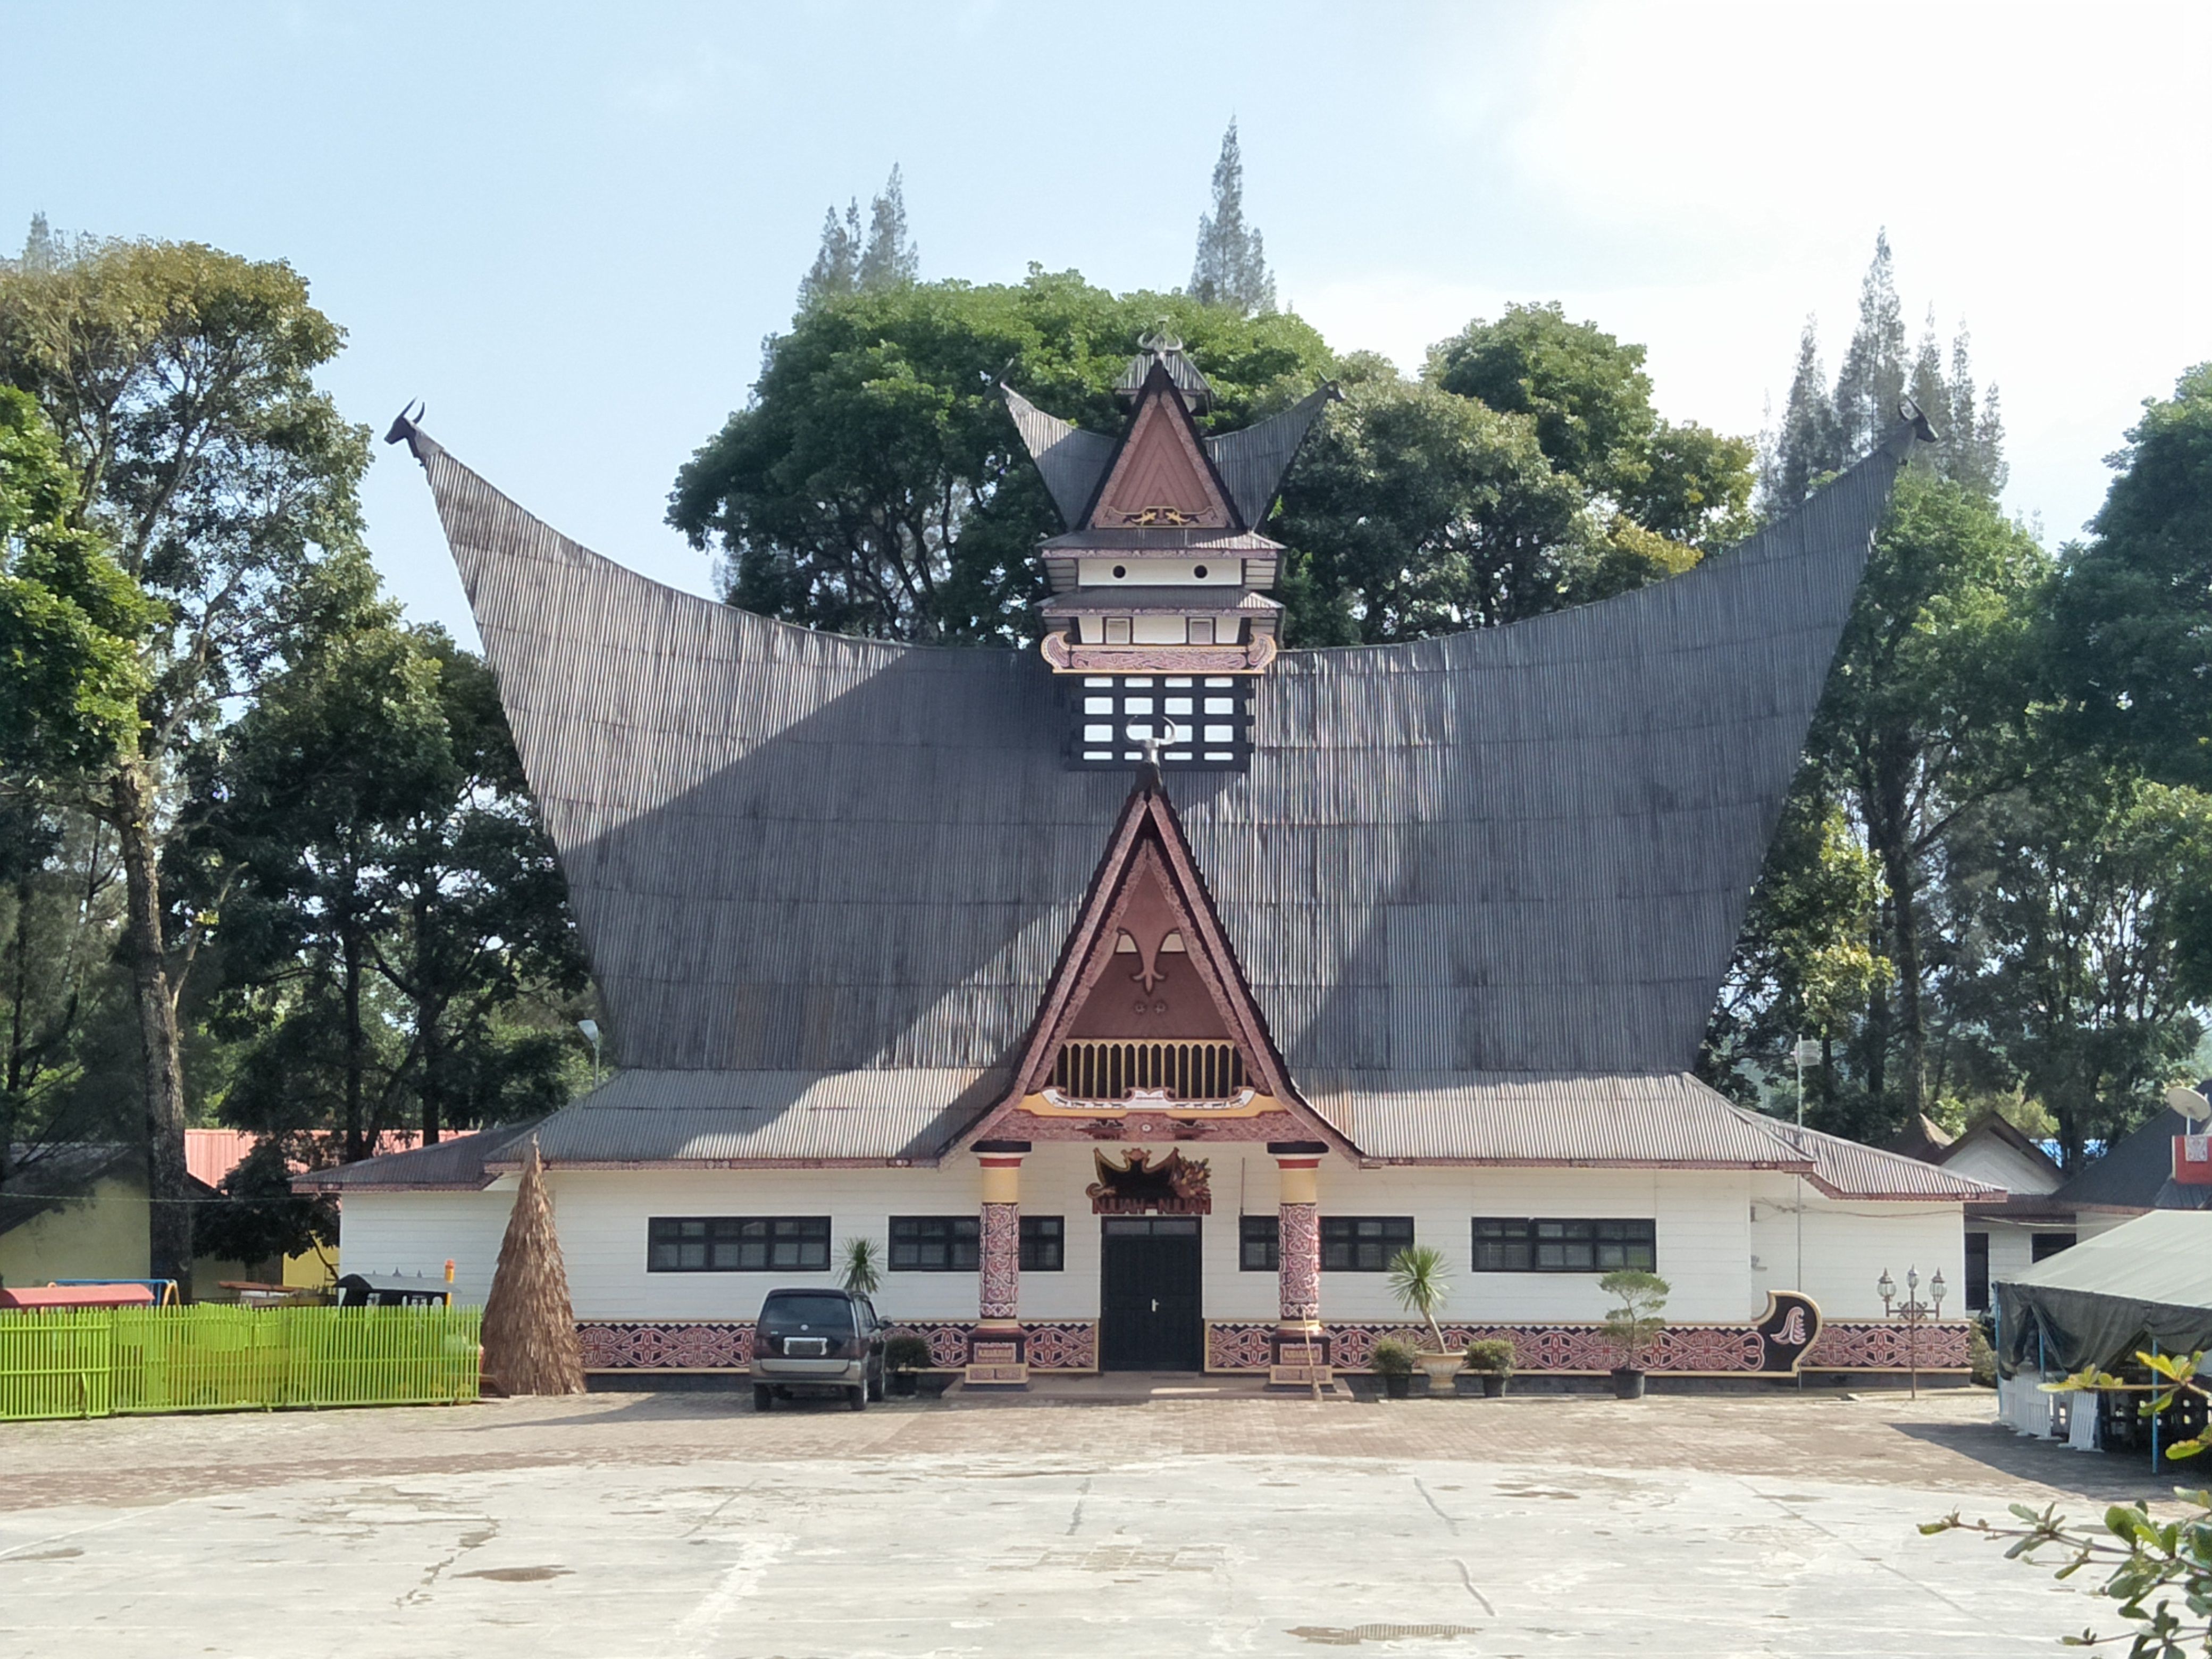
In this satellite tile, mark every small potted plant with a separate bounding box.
[884,1333,933,1397]
[1599,1269,1670,1400]
[1463,1337,1516,1398]
[1386,1244,1462,1389]
[1370,1337,1419,1400]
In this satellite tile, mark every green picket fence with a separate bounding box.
[0,1304,481,1422]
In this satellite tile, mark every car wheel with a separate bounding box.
[753,1385,773,1412]
[848,1384,867,1412]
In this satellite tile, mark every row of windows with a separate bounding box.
[1242,1217,1656,1275]
[646,1216,1656,1277]
[648,1216,1064,1274]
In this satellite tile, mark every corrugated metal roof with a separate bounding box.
[1758,1118,1998,1200]
[1204,384,1336,529]
[1039,527,1284,552]
[292,1122,543,1192]
[2052,1108,2212,1212]
[493,1070,1001,1165]
[1115,343,1213,407]
[393,415,1916,1168]
[999,385,1115,530]
[1303,1071,1814,1166]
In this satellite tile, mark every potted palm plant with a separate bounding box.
[884,1333,933,1396]
[1386,1244,1462,1389]
[1370,1337,1419,1400]
[1463,1337,1516,1398]
[1598,1269,1669,1400]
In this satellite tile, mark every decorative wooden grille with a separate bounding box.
[1052,1040,1244,1100]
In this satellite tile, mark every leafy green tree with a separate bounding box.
[1428,303,1753,547]
[0,233,370,1285]
[1699,775,1890,1121]
[1948,766,2212,1169]
[1189,120,1275,315]
[2049,363,2212,792]
[1808,473,2049,1126]
[183,577,586,1158]
[669,270,1333,643]
[1271,367,1598,643]
[0,387,149,784]
[0,386,151,1195]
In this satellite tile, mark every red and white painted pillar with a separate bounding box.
[1269,1142,1332,1386]
[966,1142,1029,1387]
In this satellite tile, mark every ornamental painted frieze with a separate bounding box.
[1277,1201,1320,1320]
[1087,1146,1212,1214]
[979,1201,1021,1321]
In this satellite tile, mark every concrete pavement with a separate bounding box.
[0,1387,2136,1656]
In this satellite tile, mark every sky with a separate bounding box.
[3,1,2206,649]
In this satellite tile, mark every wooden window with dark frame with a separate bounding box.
[1240,1214,1279,1271]
[647,1216,830,1273]
[889,1216,980,1272]
[1472,1218,1655,1273]
[1321,1216,1413,1272]
[1019,1216,1065,1272]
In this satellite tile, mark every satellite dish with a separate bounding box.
[2167,1084,2212,1124]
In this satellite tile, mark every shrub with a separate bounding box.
[884,1334,934,1372]
[1968,1320,1997,1388]
[1370,1338,1419,1376]
[1464,1337,1516,1374]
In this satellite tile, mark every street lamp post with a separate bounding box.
[1878,1266,1946,1400]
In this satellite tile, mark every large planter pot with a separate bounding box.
[1610,1367,1647,1401]
[916,1372,954,1399]
[1479,1372,1509,1399]
[890,1371,918,1397]
[1381,1372,1413,1400]
[1417,1353,1464,1389]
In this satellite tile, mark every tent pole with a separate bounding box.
[2152,1338,2161,1472]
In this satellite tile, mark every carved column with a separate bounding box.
[1269,1143,1332,1387]
[966,1143,1030,1388]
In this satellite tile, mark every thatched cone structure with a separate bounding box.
[480,1138,585,1395]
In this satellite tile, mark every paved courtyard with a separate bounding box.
[0,1382,2163,1657]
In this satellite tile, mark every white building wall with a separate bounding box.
[1747,1174,1963,1319]
[333,1186,518,1306]
[335,1150,1961,1328]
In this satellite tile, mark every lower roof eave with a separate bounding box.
[1354,1155,1819,1173]
[481,1155,943,1174]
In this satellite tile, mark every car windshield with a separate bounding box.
[758,1294,853,1336]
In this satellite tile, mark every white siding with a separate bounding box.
[334,1187,518,1306]
[336,1149,1962,1329]
[1747,1174,1964,1319]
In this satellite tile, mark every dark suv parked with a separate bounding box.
[751,1287,885,1411]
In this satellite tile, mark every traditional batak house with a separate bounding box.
[304,336,1989,1387]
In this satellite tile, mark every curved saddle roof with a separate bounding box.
[392,418,1923,1167]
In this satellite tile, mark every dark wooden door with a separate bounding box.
[1099,1217,1203,1370]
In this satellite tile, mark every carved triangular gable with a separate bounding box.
[963,769,1350,1153]
[1085,365,1238,531]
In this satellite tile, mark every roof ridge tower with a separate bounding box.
[1001,329,1336,768]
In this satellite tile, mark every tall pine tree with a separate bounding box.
[797,167,917,311]
[1189,120,1275,315]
